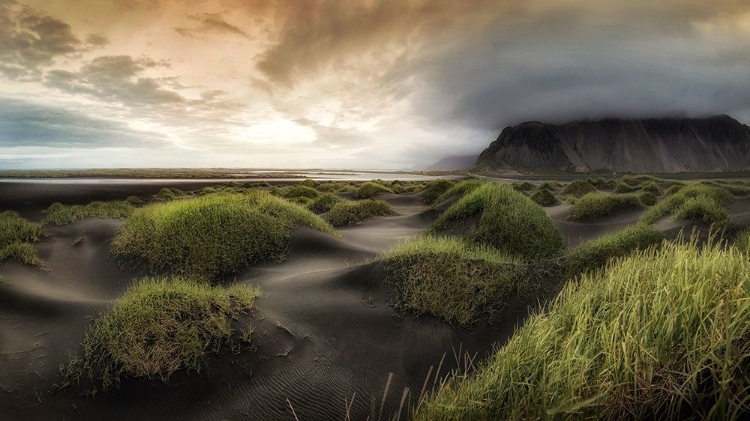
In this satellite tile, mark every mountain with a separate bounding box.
[425,155,478,171]
[474,115,750,173]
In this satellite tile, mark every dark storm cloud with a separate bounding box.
[0,97,165,148]
[174,13,249,38]
[0,0,81,79]
[44,55,186,105]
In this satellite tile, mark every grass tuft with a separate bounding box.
[640,183,732,228]
[421,179,454,204]
[432,179,483,205]
[417,240,750,421]
[568,193,644,221]
[326,199,397,227]
[560,180,597,198]
[530,188,560,207]
[382,236,527,326]
[564,224,664,278]
[613,181,636,193]
[0,211,45,265]
[0,242,41,266]
[111,192,335,281]
[43,201,134,226]
[61,277,259,391]
[306,193,345,214]
[355,182,393,199]
[430,183,563,261]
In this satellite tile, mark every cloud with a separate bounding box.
[44,55,186,105]
[85,32,109,47]
[0,1,81,78]
[0,96,167,148]
[174,13,249,39]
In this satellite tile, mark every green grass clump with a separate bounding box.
[430,184,563,261]
[512,182,535,192]
[382,236,527,326]
[568,193,644,221]
[0,211,45,246]
[0,242,40,266]
[326,199,397,227]
[354,181,393,199]
[282,185,320,199]
[156,188,183,200]
[641,183,732,227]
[421,179,453,204]
[65,277,259,391]
[299,179,320,188]
[613,181,636,193]
[417,241,750,421]
[617,174,660,187]
[733,229,750,252]
[538,180,562,190]
[306,193,344,214]
[432,179,484,205]
[530,188,560,207]
[564,225,664,278]
[43,201,134,226]
[125,196,143,205]
[639,180,663,195]
[665,182,686,196]
[588,177,616,190]
[639,191,658,206]
[111,192,335,281]
[560,180,597,198]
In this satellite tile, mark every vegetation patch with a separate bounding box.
[382,236,527,326]
[111,192,335,281]
[431,179,484,205]
[560,180,597,198]
[641,183,732,228]
[306,193,344,214]
[639,180,663,195]
[354,181,393,199]
[61,277,259,391]
[430,183,564,261]
[280,185,320,200]
[0,211,46,266]
[564,224,663,278]
[530,188,560,207]
[43,201,134,226]
[417,241,750,421]
[326,199,397,227]
[613,181,636,193]
[538,180,562,190]
[639,191,658,206]
[733,229,750,252]
[568,193,644,221]
[418,179,453,204]
[299,179,320,188]
[587,177,616,190]
[156,188,184,200]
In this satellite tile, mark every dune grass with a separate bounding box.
[539,180,563,190]
[639,180,663,195]
[640,183,732,228]
[416,240,750,421]
[512,182,535,192]
[587,177,617,190]
[43,201,135,226]
[0,211,46,265]
[639,191,658,206]
[306,193,345,214]
[354,181,393,198]
[62,277,259,391]
[613,181,636,193]
[564,224,664,278]
[733,229,750,252]
[530,188,560,207]
[326,199,397,227]
[568,192,644,221]
[111,192,335,281]
[560,180,597,198]
[280,185,320,200]
[382,236,527,326]
[156,187,184,200]
[431,179,484,206]
[430,184,564,261]
[421,179,454,204]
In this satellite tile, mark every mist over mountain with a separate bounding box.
[473,115,750,174]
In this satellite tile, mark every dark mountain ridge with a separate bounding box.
[474,115,750,173]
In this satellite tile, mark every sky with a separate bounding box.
[1,0,750,170]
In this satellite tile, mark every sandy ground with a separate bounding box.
[1,181,748,420]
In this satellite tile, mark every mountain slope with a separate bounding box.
[474,115,750,173]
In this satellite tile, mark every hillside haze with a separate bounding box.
[474,115,750,173]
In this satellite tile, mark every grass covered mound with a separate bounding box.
[354,181,393,198]
[64,277,259,391]
[431,179,483,206]
[564,225,664,277]
[538,180,562,190]
[641,183,732,228]
[111,192,335,281]
[281,185,320,200]
[613,181,636,193]
[306,193,344,214]
[0,211,46,265]
[326,199,397,227]
[156,187,184,200]
[560,180,597,198]
[530,188,560,207]
[430,184,564,261]
[421,179,453,204]
[568,193,644,221]
[734,229,750,252]
[43,201,135,226]
[639,180,663,195]
[417,241,750,421]
[382,236,527,326]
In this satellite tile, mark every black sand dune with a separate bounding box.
[2,180,749,420]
